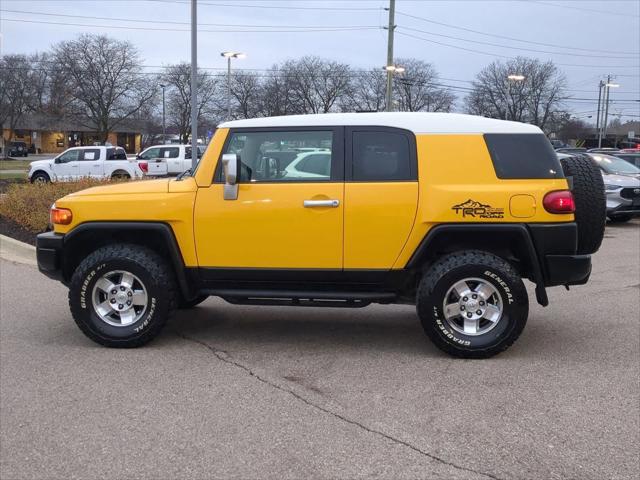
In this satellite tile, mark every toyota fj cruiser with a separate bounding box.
[36,113,605,358]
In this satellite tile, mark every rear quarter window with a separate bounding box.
[484,134,563,179]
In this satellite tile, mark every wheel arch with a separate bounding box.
[30,169,51,181]
[406,224,549,306]
[62,222,196,299]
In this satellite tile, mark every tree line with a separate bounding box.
[1,33,570,148]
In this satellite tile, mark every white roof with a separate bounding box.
[219,112,542,135]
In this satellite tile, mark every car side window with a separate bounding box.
[115,148,127,160]
[351,131,414,181]
[161,147,179,159]
[57,149,80,163]
[80,149,101,161]
[139,147,161,160]
[219,130,335,183]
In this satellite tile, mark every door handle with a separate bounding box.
[303,199,340,208]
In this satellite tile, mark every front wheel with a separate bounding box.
[417,250,529,359]
[69,244,177,347]
[31,171,50,183]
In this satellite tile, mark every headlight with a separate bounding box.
[604,184,622,192]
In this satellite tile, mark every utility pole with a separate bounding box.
[602,75,611,147]
[160,84,166,142]
[595,80,603,136]
[190,0,198,170]
[384,0,396,112]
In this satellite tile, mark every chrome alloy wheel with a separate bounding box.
[91,270,148,327]
[442,277,503,336]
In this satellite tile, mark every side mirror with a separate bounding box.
[54,157,61,164]
[222,153,239,200]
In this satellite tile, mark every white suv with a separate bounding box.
[28,146,144,183]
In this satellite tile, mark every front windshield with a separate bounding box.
[590,153,640,175]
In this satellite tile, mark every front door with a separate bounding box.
[194,128,344,270]
[53,148,81,180]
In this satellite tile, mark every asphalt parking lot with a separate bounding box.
[1,221,638,480]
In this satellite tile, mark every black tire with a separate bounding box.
[559,155,606,254]
[178,294,209,309]
[416,250,529,359]
[69,244,177,348]
[609,214,633,223]
[111,170,131,180]
[30,171,50,183]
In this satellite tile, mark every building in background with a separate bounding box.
[2,114,142,154]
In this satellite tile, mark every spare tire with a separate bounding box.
[559,155,606,254]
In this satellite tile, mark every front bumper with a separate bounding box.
[36,231,65,282]
[606,189,640,217]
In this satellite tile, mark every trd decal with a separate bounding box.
[452,199,504,219]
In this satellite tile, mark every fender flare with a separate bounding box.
[63,222,196,300]
[406,223,549,306]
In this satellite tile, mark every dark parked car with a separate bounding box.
[7,141,28,157]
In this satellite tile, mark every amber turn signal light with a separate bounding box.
[50,207,73,225]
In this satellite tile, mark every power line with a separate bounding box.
[395,10,639,56]
[529,1,640,19]
[398,26,637,59]
[147,0,382,11]
[0,9,379,29]
[0,17,380,33]
[396,31,640,69]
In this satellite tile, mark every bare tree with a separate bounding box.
[0,55,31,156]
[230,71,262,119]
[285,56,351,114]
[393,58,456,112]
[162,62,219,143]
[258,66,296,117]
[340,69,386,112]
[465,57,566,130]
[53,34,157,142]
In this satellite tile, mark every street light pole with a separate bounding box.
[506,74,525,121]
[599,76,620,148]
[190,0,198,170]
[227,56,232,119]
[160,84,166,142]
[595,80,603,142]
[384,0,396,111]
[221,52,246,121]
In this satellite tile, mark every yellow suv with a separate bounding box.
[36,113,605,358]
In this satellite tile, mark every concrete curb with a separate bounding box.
[0,234,36,266]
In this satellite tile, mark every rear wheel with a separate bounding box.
[69,244,177,347]
[417,250,528,359]
[111,170,131,180]
[559,155,606,254]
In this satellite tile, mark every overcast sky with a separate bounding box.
[1,0,639,121]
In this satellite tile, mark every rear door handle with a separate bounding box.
[303,199,340,208]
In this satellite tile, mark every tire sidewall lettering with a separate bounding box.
[482,270,514,304]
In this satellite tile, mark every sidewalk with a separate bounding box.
[0,234,36,266]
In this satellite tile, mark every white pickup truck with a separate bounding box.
[28,146,144,183]
[136,144,203,176]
